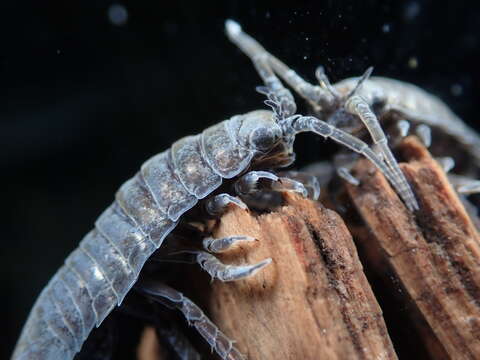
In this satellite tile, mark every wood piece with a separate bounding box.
[137,327,166,360]
[346,136,480,359]
[203,192,397,359]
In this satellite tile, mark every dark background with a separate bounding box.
[2,1,479,358]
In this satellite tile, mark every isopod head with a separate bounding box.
[229,109,295,168]
[236,110,283,152]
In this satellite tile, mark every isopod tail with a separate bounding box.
[11,272,87,360]
[12,175,179,360]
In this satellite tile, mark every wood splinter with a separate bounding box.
[202,193,397,359]
[346,136,480,359]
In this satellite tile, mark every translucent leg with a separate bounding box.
[121,300,202,360]
[300,161,335,188]
[387,104,480,161]
[449,174,480,194]
[203,235,255,253]
[436,157,455,173]
[334,153,360,186]
[234,170,278,196]
[137,280,246,360]
[271,177,308,198]
[196,251,272,282]
[154,322,202,360]
[397,119,411,138]
[283,115,419,211]
[205,193,247,217]
[276,170,321,200]
[234,170,307,198]
[337,167,360,186]
[415,124,432,147]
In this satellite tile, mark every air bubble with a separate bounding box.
[407,57,418,69]
[451,83,463,96]
[108,4,128,26]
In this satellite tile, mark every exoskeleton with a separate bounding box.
[12,20,480,360]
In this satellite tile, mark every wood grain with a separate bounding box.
[346,137,480,359]
[205,192,397,359]
[138,137,480,359]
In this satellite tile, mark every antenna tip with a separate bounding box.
[225,19,242,37]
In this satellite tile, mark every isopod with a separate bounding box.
[13,19,478,360]
[226,21,480,191]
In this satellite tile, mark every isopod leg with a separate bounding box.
[234,170,308,198]
[205,193,248,217]
[396,119,411,138]
[415,124,432,147]
[300,161,335,188]
[337,167,360,186]
[154,319,202,360]
[136,280,246,360]
[276,170,321,200]
[436,157,455,173]
[333,153,361,186]
[203,235,255,253]
[196,251,272,282]
[393,120,432,149]
[120,301,202,360]
[385,106,450,150]
[448,174,480,194]
[235,170,277,194]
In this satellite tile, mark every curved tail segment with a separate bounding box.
[12,175,179,360]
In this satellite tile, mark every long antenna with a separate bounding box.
[346,66,373,99]
[315,66,340,99]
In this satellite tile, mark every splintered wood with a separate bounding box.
[139,137,480,360]
[207,193,397,359]
[346,137,480,359]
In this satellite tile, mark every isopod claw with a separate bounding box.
[205,193,248,217]
[196,252,272,282]
[203,235,256,253]
[416,124,432,147]
[436,157,455,173]
[397,119,411,138]
[337,167,361,186]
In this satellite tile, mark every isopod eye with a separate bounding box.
[250,126,278,151]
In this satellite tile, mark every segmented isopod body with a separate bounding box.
[335,77,480,165]
[11,110,283,359]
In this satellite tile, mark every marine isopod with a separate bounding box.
[13,19,480,360]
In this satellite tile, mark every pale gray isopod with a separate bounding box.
[14,19,479,360]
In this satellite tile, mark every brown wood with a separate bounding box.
[203,192,397,359]
[346,137,480,359]
[137,327,166,360]
[138,136,480,359]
